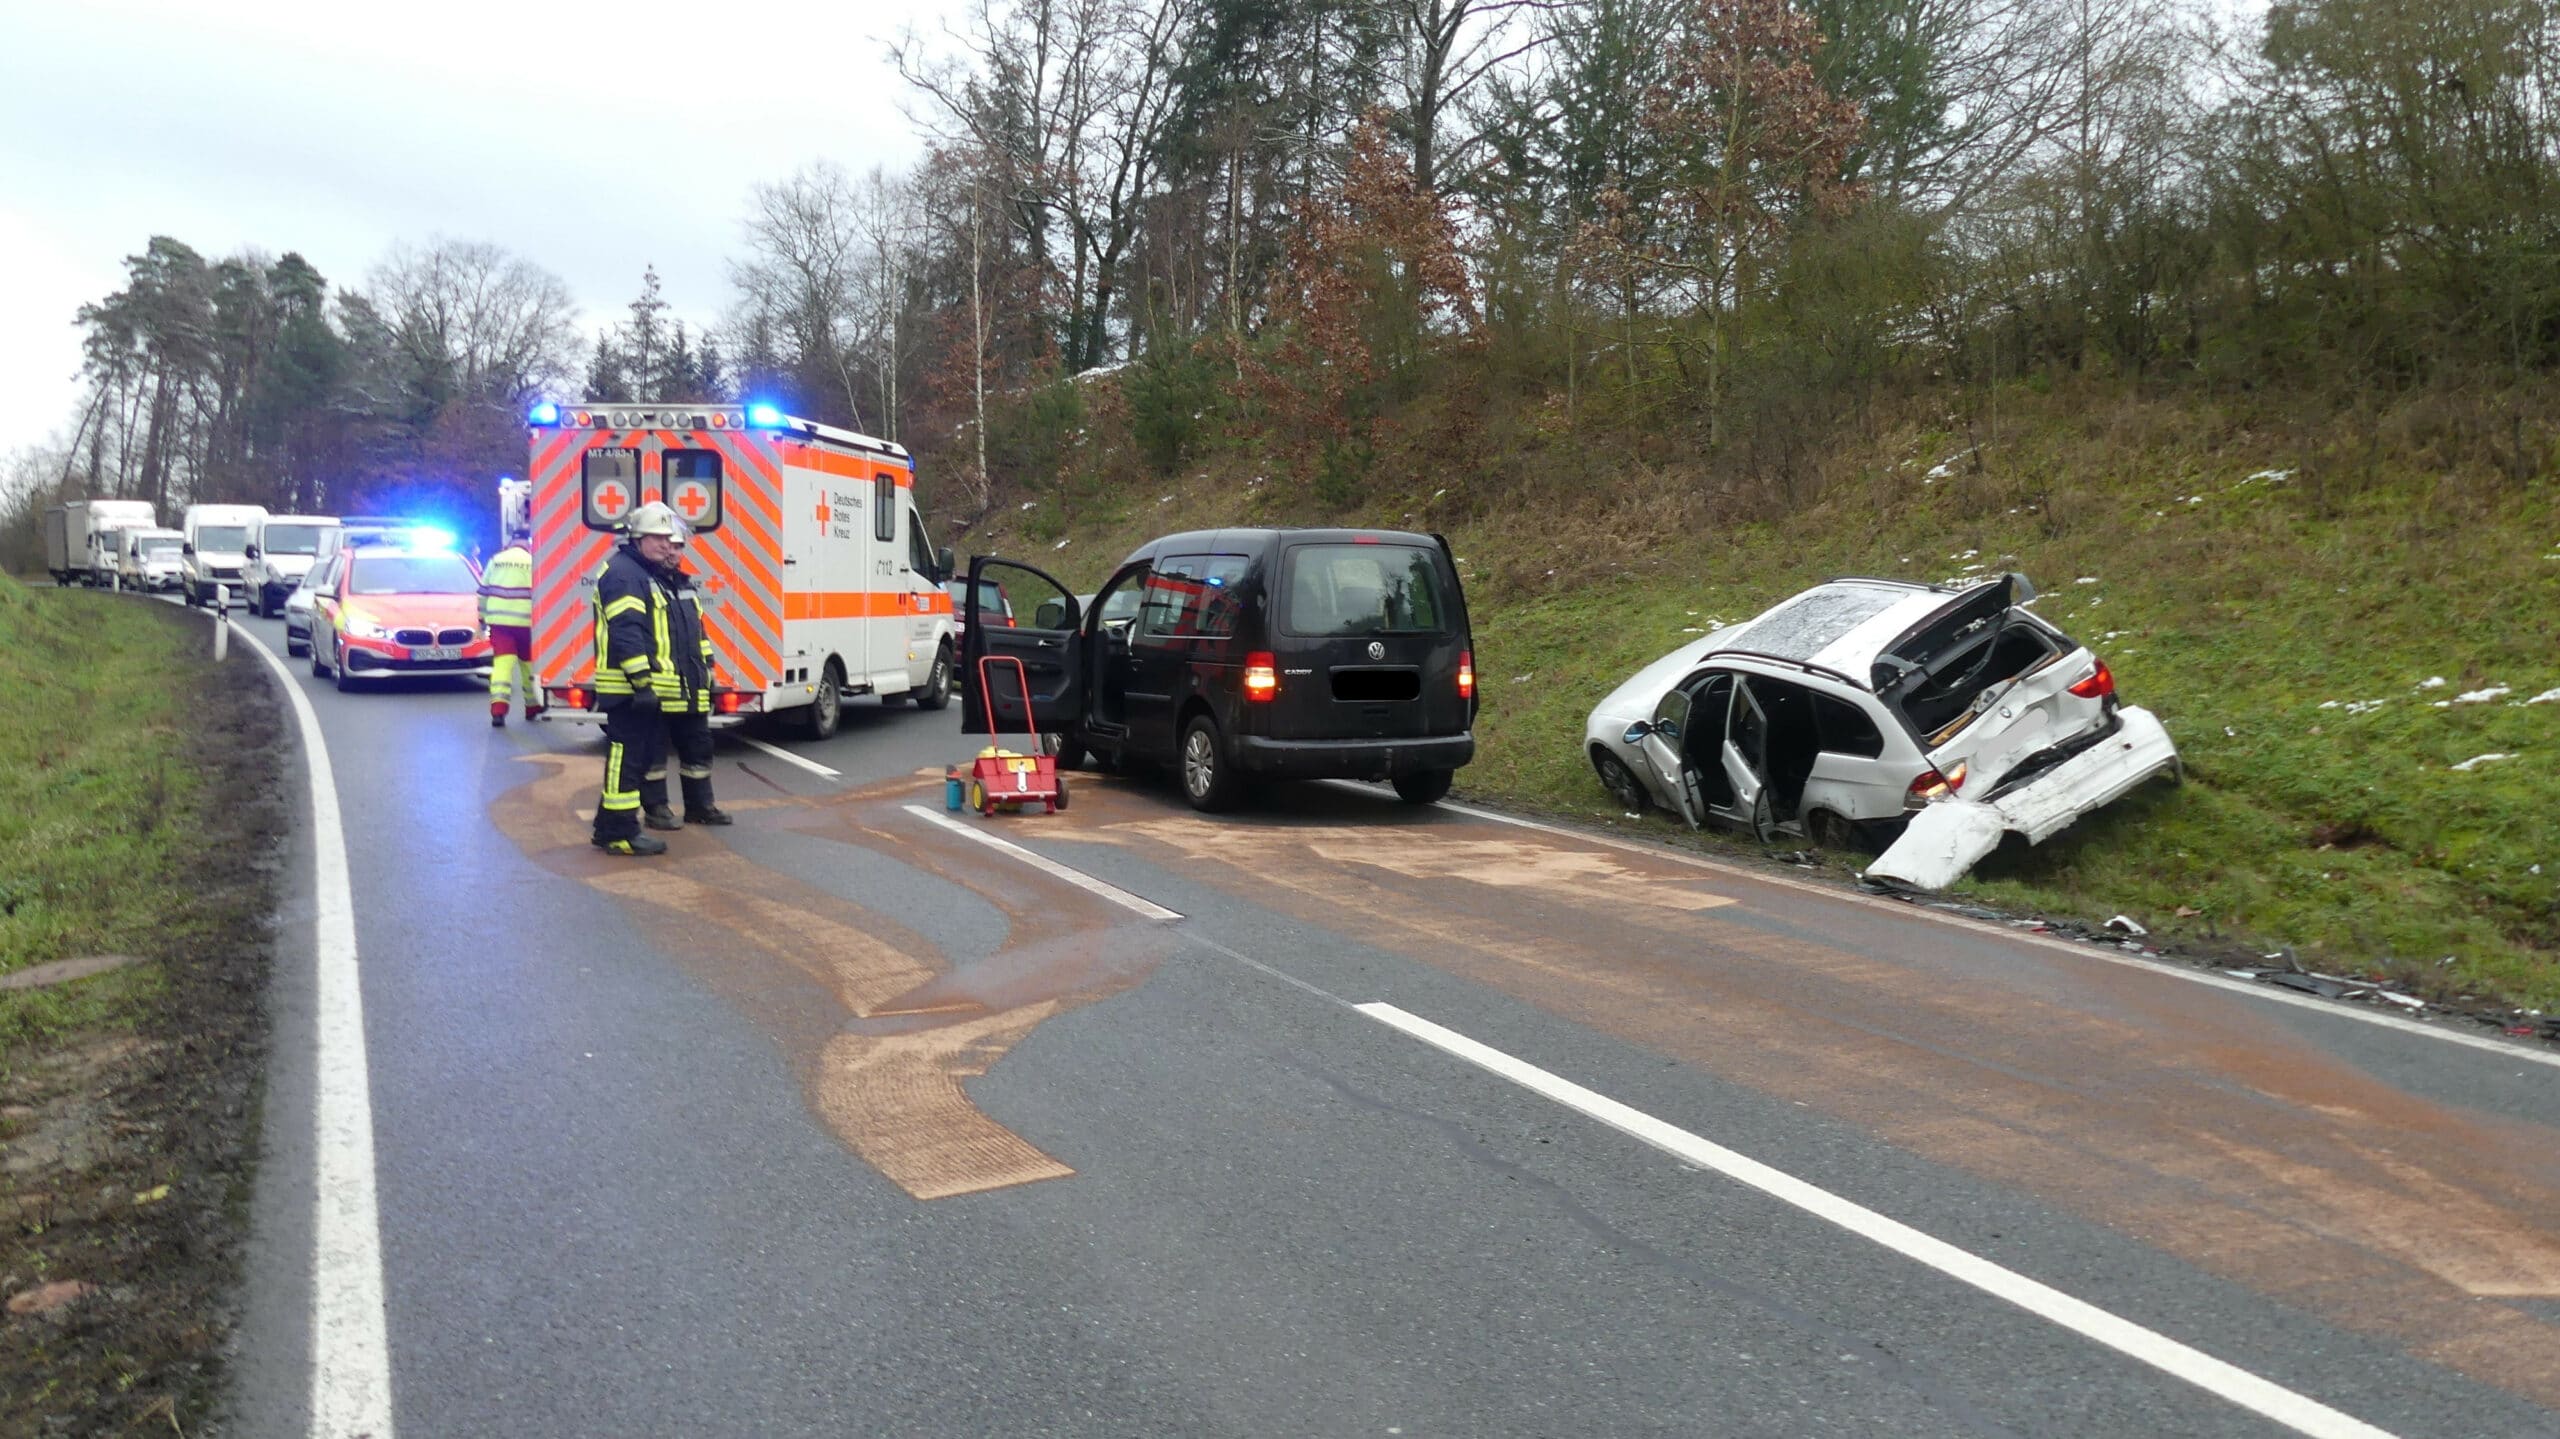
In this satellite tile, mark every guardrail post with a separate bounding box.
[213,584,229,663]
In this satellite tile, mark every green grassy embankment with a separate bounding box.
[0,580,208,1054]
[1,576,280,1435]
[940,379,2560,1010]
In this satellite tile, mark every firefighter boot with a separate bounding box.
[643,806,683,831]
[592,833,669,857]
[682,777,732,826]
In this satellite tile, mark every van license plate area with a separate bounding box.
[1331,666,1420,702]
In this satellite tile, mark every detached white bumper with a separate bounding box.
[1865,706,2180,891]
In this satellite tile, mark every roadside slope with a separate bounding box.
[928,378,2560,1009]
[0,580,283,1436]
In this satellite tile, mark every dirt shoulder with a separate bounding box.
[1,581,283,1436]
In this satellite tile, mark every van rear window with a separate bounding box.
[1281,544,1446,637]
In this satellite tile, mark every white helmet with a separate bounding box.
[624,501,684,539]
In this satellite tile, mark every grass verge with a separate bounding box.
[1,577,281,1436]
[936,377,2560,1012]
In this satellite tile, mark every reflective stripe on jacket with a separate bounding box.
[478,545,533,628]
[589,546,713,712]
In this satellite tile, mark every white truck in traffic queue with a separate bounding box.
[240,514,340,617]
[118,527,187,591]
[42,499,158,586]
[180,503,270,609]
[525,400,959,735]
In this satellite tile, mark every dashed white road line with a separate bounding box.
[229,620,397,1437]
[901,804,1181,920]
[741,735,842,780]
[875,799,2404,1438]
[1357,1001,2401,1439]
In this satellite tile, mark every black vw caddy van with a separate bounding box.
[961,528,1478,811]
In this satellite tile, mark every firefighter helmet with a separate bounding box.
[623,501,683,539]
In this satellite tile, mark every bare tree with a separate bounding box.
[366,238,580,410]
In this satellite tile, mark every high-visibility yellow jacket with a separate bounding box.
[478,545,532,628]
[591,546,715,712]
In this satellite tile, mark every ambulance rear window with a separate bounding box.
[664,449,723,533]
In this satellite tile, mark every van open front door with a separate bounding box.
[962,557,1085,737]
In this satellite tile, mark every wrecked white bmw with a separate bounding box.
[1582,575,2180,888]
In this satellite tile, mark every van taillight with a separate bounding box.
[1908,761,1968,803]
[2068,660,2115,699]
[1244,651,1279,701]
[1457,649,1474,700]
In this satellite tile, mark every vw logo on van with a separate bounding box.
[1367,641,1386,660]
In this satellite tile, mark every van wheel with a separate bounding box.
[911,643,953,710]
[1392,769,1455,806]
[287,633,308,658]
[801,661,844,739]
[1180,715,1243,812]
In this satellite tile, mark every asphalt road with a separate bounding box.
[191,599,2560,1439]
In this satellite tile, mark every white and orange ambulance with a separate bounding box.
[525,401,958,736]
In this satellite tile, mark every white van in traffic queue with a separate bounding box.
[181,503,271,609]
[119,527,187,592]
[526,401,959,736]
[242,514,340,617]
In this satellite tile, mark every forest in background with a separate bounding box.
[7,0,2558,565]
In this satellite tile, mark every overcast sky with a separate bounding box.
[0,0,953,451]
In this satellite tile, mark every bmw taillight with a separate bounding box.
[1908,761,1968,803]
[2068,660,2115,699]
[1244,651,1279,701]
[1457,649,1475,700]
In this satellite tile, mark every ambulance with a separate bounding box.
[524,401,959,736]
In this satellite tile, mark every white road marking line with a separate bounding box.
[741,735,841,780]
[1411,793,2560,1073]
[230,622,397,1437]
[901,804,1182,921]
[1357,1001,2400,1439]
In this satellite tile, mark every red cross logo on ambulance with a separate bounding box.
[589,480,631,523]
[670,477,719,529]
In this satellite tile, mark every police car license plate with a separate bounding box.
[415,645,462,661]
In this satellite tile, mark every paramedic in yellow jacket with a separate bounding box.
[589,502,731,856]
[478,519,541,727]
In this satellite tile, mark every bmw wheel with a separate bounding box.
[1594,749,1650,812]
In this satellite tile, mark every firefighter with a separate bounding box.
[479,518,541,727]
[634,514,732,833]
[589,503,688,856]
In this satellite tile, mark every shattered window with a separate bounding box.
[1733,586,1907,662]
[1813,694,1886,758]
